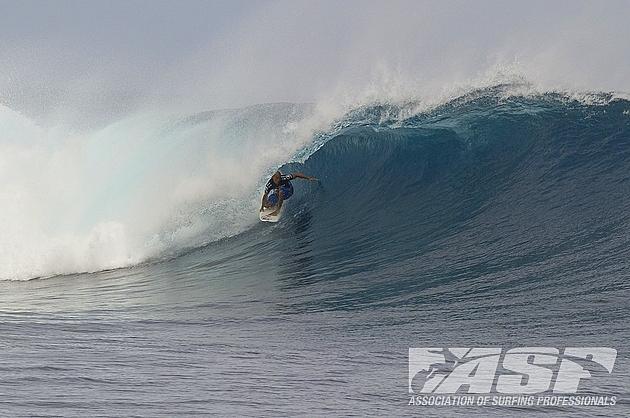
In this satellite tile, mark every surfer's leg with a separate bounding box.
[269,190,285,215]
[266,190,279,208]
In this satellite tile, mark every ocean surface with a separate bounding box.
[1,86,630,416]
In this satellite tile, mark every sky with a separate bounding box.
[1,0,629,122]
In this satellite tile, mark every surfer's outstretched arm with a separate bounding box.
[291,172,318,181]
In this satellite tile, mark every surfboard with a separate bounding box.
[259,205,284,223]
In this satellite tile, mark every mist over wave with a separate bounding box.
[2,1,630,281]
[0,1,630,279]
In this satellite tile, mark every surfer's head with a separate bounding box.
[272,171,281,184]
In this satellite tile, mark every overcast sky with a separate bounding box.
[1,0,629,120]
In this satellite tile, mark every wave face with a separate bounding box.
[236,90,630,309]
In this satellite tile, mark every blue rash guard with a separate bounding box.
[265,174,294,206]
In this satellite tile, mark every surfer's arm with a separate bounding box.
[291,172,317,181]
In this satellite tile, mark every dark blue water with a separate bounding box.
[2,89,629,416]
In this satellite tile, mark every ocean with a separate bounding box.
[1,85,629,416]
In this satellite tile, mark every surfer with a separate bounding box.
[260,171,317,215]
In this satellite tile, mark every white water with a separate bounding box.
[0,103,326,280]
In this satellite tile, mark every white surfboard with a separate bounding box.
[259,205,284,223]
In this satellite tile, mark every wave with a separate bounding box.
[2,85,630,281]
